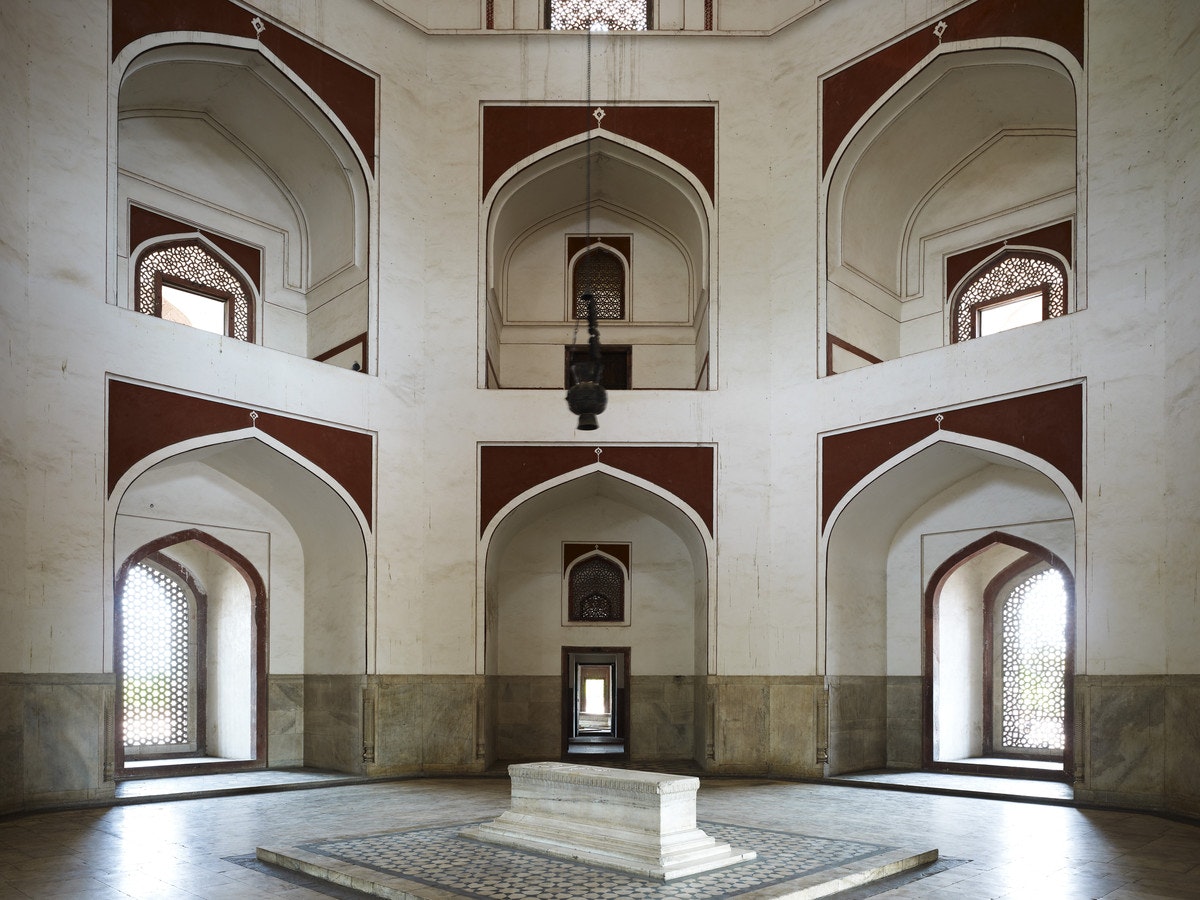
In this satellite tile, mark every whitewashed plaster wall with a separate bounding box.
[495,495,695,677]
[3,0,1197,702]
[1163,0,1200,676]
[935,553,994,761]
[809,0,1197,682]
[0,0,33,676]
[499,204,697,388]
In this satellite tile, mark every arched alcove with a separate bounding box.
[484,135,713,389]
[481,469,710,766]
[823,435,1077,777]
[112,434,370,773]
[115,531,266,777]
[924,532,1075,780]
[823,45,1080,372]
[115,42,372,369]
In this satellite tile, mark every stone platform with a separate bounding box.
[257,820,938,899]
[460,762,754,880]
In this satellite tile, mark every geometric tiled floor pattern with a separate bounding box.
[259,821,937,899]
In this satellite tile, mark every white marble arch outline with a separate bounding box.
[476,461,717,676]
[108,32,379,370]
[103,425,376,673]
[816,426,1086,677]
[817,37,1088,374]
[479,126,716,388]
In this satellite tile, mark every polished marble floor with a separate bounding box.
[3,776,1199,899]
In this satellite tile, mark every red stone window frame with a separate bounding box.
[563,543,631,625]
[135,239,256,342]
[949,249,1067,343]
[570,240,629,321]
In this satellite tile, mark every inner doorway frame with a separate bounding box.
[562,646,630,760]
[923,532,1075,782]
[114,529,268,779]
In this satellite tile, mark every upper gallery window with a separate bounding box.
[573,246,627,320]
[135,240,254,342]
[951,251,1066,343]
[548,0,651,30]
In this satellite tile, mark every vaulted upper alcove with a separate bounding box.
[484,136,713,391]
[115,43,372,370]
[824,47,1079,372]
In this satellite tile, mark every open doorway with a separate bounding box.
[562,648,629,759]
[114,531,266,778]
[925,533,1074,781]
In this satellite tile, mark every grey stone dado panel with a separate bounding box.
[304,674,366,775]
[268,675,304,767]
[0,680,22,814]
[706,676,824,777]
[0,674,116,814]
[493,675,560,761]
[490,675,696,763]
[886,676,923,770]
[1075,674,1200,818]
[369,675,485,776]
[1165,677,1200,819]
[630,675,694,762]
[1076,675,1165,808]
[826,676,887,776]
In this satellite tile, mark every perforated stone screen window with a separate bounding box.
[136,241,253,341]
[568,556,625,622]
[1001,568,1067,752]
[952,252,1066,343]
[120,562,194,748]
[573,247,625,319]
[549,0,650,30]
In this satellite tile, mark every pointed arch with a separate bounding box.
[820,39,1085,368]
[822,428,1083,544]
[133,236,256,340]
[105,426,374,677]
[923,531,1075,779]
[481,130,714,390]
[114,528,268,775]
[110,36,377,368]
[478,462,714,766]
[949,248,1069,342]
[565,550,630,623]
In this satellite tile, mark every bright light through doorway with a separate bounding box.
[977,292,1043,337]
[161,284,226,335]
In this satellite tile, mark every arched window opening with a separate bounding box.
[568,554,626,622]
[549,0,651,31]
[989,566,1068,757]
[117,556,205,760]
[114,529,269,776]
[573,246,626,320]
[951,251,1066,343]
[136,240,254,341]
[924,530,1075,780]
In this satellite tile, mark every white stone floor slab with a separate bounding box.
[2,777,1199,898]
